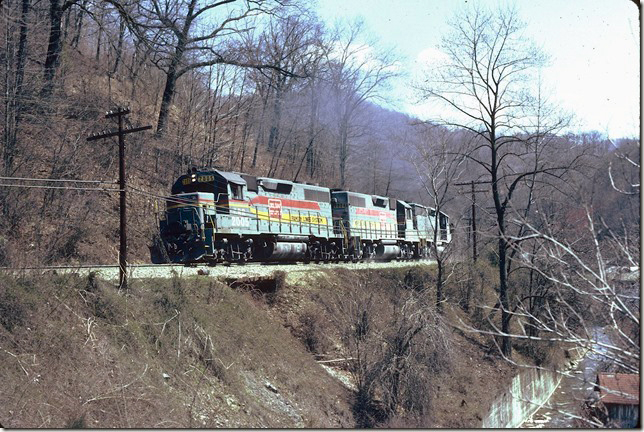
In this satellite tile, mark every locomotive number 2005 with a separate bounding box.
[231,216,250,227]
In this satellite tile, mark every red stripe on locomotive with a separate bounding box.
[241,195,321,210]
[355,207,396,219]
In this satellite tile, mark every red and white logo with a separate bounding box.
[268,199,282,219]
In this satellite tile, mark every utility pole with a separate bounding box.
[456,180,489,263]
[87,107,151,291]
[471,181,477,262]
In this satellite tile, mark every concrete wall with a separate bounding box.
[482,348,586,428]
[481,367,562,428]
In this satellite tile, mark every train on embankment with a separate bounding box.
[150,168,451,264]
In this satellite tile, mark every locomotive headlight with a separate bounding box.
[191,174,196,182]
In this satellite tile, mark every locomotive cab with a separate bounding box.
[428,208,451,250]
[171,170,247,214]
[157,169,249,263]
[395,200,413,238]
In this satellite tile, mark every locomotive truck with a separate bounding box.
[150,168,451,264]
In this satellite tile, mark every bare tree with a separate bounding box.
[321,272,453,427]
[520,140,638,369]
[123,0,301,136]
[326,20,398,189]
[418,5,573,356]
[254,15,321,152]
[409,124,466,314]
[41,0,78,96]
[507,209,639,371]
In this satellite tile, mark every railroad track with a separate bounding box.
[0,259,437,282]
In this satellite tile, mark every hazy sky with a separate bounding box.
[315,0,640,139]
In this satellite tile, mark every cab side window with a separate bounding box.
[230,184,243,200]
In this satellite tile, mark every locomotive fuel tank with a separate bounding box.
[375,239,400,259]
[262,241,308,261]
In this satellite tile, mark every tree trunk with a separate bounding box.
[42,0,66,97]
[156,53,181,136]
[239,103,252,171]
[267,78,283,151]
[251,90,270,168]
[111,14,125,75]
[3,0,29,175]
[339,120,348,189]
[62,3,71,42]
[70,0,86,49]
[384,157,393,195]
[489,125,512,357]
[94,4,103,62]
[156,0,199,137]
[306,77,318,176]
[436,256,444,314]
[498,233,511,356]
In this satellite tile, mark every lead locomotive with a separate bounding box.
[150,168,451,264]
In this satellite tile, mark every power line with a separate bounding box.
[0,183,121,192]
[0,176,114,184]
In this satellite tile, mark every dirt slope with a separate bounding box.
[0,265,522,428]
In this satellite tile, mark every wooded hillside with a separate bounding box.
[0,0,638,280]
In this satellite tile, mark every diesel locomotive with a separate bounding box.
[150,168,451,264]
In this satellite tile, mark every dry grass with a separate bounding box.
[0,272,353,428]
[1,263,556,428]
[270,265,522,427]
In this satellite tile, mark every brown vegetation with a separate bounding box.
[0,263,532,428]
[0,271,355,427]
[0,0,638,427]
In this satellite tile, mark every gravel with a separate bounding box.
[2,259,436,283]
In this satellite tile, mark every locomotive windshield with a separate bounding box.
[171,170,247,207]
[439,212,449,240]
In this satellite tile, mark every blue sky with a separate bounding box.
[315,0,640,139]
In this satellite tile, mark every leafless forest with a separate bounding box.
[0,0,639,394]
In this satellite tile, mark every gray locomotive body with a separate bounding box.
[151,168,451,264]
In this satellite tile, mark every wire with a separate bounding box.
[127,185,424,240]
[0,176,114,184]
[128,185,274,218]
[127,185,340,231]
[0,183,121,192]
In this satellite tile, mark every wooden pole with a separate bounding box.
[88,107,151,291]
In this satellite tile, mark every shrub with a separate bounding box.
[82,272,123,323]
[298,308,330,354]
[0,286,26,331]
[65,414,86,428]
[154,272,186,314]
[0,278,36,332]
